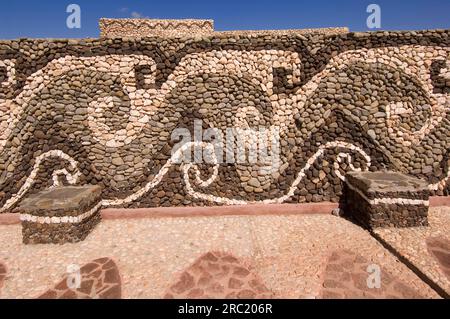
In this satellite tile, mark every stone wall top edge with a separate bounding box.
[0,28,448,43]
[99,28,351,39]
[99,18,215,23]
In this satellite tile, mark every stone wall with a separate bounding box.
[99,18,348,38]
[0,29,449,211]
[99,19,214,37]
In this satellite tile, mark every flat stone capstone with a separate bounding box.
[344,171,429,228]
[17,185,102,244]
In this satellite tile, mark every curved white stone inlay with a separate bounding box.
[0,46,448,211]
[0,59,16,144]
[0,54,155,152]
[1,141,449,212]
[1,46,447,157]
[428,168,450,191]
[295,46,449,145]
[183,141,372,205]
[0,59,16,87]
[0,150,81,213]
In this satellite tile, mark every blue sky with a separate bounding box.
[0,0,448,39]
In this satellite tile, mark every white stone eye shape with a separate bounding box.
[87,95,149,148]
[385,100,433,142]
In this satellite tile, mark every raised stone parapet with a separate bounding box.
[344,171,429,228]
[98,18,349,38]
[99,18,214,38]
[17,185,102,244]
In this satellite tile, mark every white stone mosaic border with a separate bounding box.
[183,141,372,205]
[19,201,102,224]
[0,141,371,209]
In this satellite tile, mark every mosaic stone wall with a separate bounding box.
[0,29,449,211]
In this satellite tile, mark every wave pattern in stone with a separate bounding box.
[0,31,449,212]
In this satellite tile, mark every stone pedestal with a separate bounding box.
[344,171,429,228]
[17,185,102,244]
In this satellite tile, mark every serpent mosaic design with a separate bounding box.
[0,30,449,211]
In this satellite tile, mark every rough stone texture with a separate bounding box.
[18,186,102,215]
[38,257,121,299]
[164,251,274,299]
[320,250,423,299]
[374,206,450,295]
[100,18,214,38]
[346,171,430,198]
[0,213,440,298]
[0,30,448,212]
[427,237,450,281]
[344,171,430,228]
[21,214,101,245]
[17,185,102,244]
[99,18,348,38]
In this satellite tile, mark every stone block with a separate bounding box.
[17,185,102,244]
[344,171,429,228]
